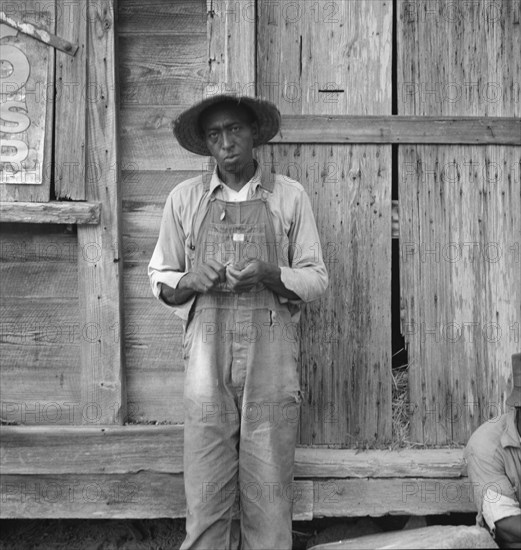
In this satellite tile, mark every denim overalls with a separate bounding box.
[180,176,301,549]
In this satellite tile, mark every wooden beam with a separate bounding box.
[206,0,256,96]
[54,1,88,199]
[0,426,465,478]
[0,426,472,518]
[0,201,100,224]
[77,0,126,424]
[313,477,476,517]
[0,472,313,520]
[294,447,466,479]
[273,115,521,145]
[0,472,473,519]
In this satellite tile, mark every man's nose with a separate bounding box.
[221,130,233,149]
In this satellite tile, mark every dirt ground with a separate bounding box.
[0,514,477,549]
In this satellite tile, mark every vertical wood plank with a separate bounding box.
[54,0,88,199]
[117,0,209,424]
[399,145,521,444]
[398,0,521,444]
[257,0,393,446]
[0,0,55,201]
[257,0,392,115]
[257,144,393,447]
[206,0,256,96]
[77,0,126,424]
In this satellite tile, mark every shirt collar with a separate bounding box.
[208,161,273,195]
[501,409,521,449]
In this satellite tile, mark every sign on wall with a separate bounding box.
[0,3,55,196]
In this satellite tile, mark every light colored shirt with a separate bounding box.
[148,163,328,322]
[221,179,253,202]
[464,410,521,534]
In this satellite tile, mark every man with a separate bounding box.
[465,353,521,549]
[148,94,328,549]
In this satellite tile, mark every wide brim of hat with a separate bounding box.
[173,94,281,156]
[506,387,521,407]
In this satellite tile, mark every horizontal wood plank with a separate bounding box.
[274,116,521,145]
[118,0,206,35]
[312,478,476,517]
[0,472,313,520]
[0,426,471,518]
[0,473,472,518]
[0,262,77,298]
[119,34,207,105]
[294,447,466,479]
[0,426,466,478]
[0,202,101,224]
[120,107,210,170]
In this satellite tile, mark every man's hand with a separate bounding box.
[226,259,300,300]
[183,259,227,293]
[226,259,267,292]
[159,259,226,306]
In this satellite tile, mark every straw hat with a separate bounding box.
[173,94,281,156]
[506,352,521,407]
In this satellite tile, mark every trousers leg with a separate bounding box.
[239,393,301,550]
[238,307,302,550]
[181,308,241,550]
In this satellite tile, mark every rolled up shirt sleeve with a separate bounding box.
[482,489,521,533]
[279,187,328,303]
[148,190,195,321]
[465,449,520,532]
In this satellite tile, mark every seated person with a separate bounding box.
[465,353,521,549]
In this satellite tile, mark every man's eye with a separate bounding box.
[231,126,240,132]
[208,132,218,140]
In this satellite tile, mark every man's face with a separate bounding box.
[200,104,258,179]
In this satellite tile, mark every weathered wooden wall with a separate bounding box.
[119,0,207,422]
[0,0,125,425]
[0,224,82,424]
[398,0,521,444]
[256,0,393,446]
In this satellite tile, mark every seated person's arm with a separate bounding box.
[495,514,521,548]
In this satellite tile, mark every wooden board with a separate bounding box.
[54,0,88,199]
[256,0,393,447]
[0,472,472,519]
[124,298,184,423]
[0,201,100,224]
[295,447,466,479]
[119,34,207,106]
[0,425,465,478]
[120,106,208,171]
[273,116,521,145]
[118,0,207,35]
[0,297,82,424]
[0,262,77,298]
[312,477,476,517]
[398,0,521,444]
[207,0,256,95]
[257,0,392,115]
[0,425,470,518]
[398,0,521,117]
[77,0,125,424]
[257,144,392,447]
[0,1,55,200]
[399,145,521,445]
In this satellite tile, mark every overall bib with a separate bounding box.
[180,179,301,550]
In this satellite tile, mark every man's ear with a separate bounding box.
[250,120,259,140]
